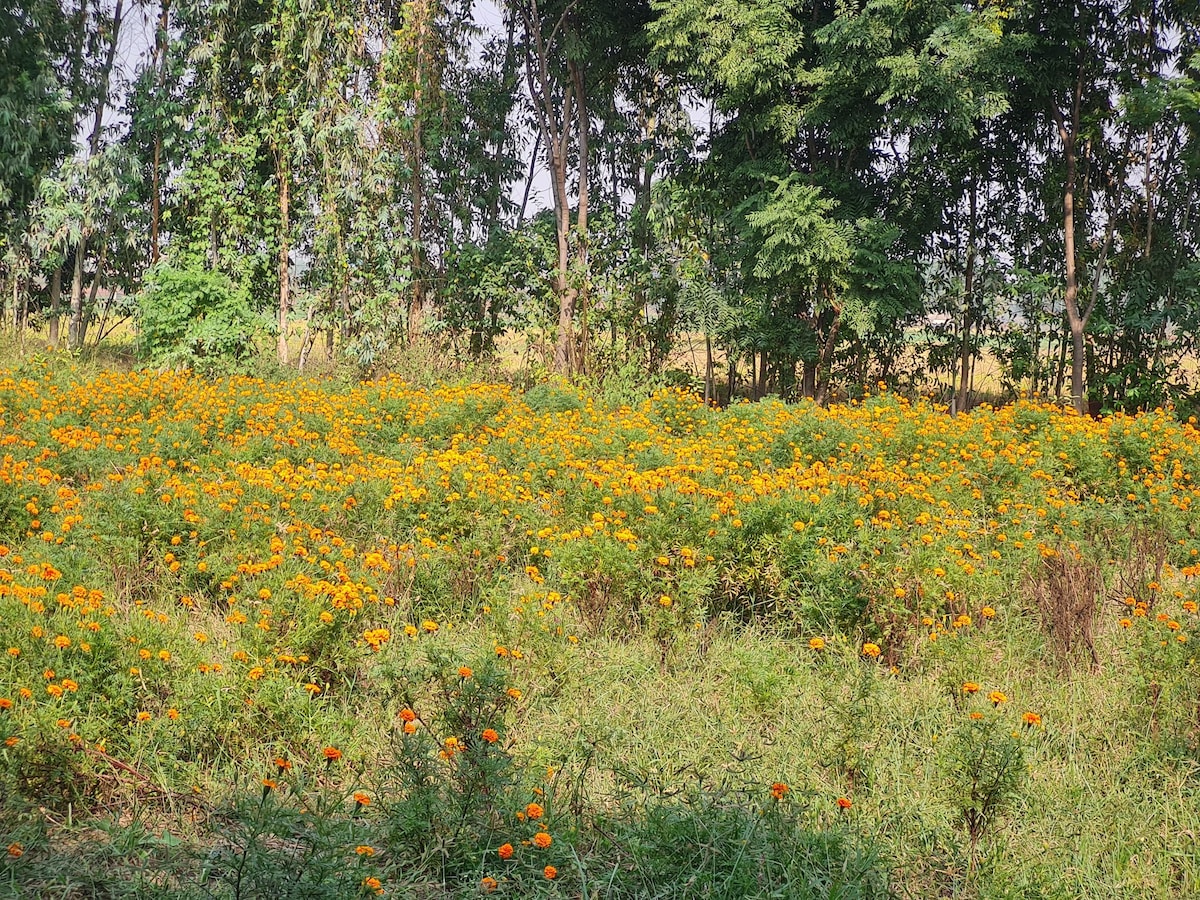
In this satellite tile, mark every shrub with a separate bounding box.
[138,265,258,372]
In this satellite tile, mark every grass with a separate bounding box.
[0,353,1197,898]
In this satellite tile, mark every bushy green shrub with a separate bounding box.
[138,265,258,372]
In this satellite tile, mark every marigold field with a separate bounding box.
[0,360,1198,898]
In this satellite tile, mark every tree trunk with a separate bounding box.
[69,0,124,351]
[704,334,714,405]
[1052,77,1086,413]
[407,0,429,345]
[150,0,170,265]
[517,0,581,376]
[49,266,62,347]
[957,180,977,415]
[69,237,86,350]
[814,303,842,406]
[277,149,291,365]
[570,59,589,374]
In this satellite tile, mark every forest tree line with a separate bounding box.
[3,0,1200,412]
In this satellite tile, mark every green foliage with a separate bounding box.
[137,265,258,371]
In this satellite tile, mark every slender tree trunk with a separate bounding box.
[150,0,170,265]
[277,149,291,365]
[704,334,714,405]
[518,0,580,376]
[297,304,316,372]
[69,238,86,350]
[814,306,842,406]
[407,0,429,344]
[49,266,62,347]
[571,59,589,374]
[69,0,124,351]
[1052,77,1086,413]
[83,222,111,347]
[957,180,977,414]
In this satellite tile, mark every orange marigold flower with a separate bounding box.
[1119,618,1133,628]
[837,797,852,810]
[7,843,22,858]
[482,728,499,744]
[525,802,544,819]
[136,711,151,722]
[275,757,292,771]
[1022,712,1042,727]
[355,846,375,856]
[458,666,473,679]
[362,876,382,894]
[323,746,342,762]
[262,778,277,791]
[969,711,984,720]
[532,832,552,849]
[399,708,416,722]
[354,792,371,806]
[962,682,980,694]
[0,698,11,710]
[543,865,557,880]
[497,843,514,860]
[403,721,417,734]
[988,691,1007,707]
[481,875,498,892]
[981,606,996,619]
[770,782,789,801]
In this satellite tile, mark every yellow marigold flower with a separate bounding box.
[862,642,881,658]
[1119,618,1132,628]
[988,691,1007,707]
[808,637,825,650]
[981,606,996,619]
[962,682,980,694]
[136,711,151,722]
[53,635,70,649]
